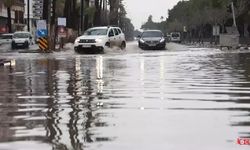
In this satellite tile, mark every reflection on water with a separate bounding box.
[0,50,250,149]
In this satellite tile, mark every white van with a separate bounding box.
[170,32,181,43]
[12,31,33,49]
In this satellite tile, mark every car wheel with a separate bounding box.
[138,43,142,49]
[25,42,29,49]
[74,47,79,53]
[11,43,16,49]
[105,42,110,48]
[120,41,126,50]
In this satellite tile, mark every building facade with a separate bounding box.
[0,0,25,33]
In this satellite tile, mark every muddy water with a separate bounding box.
[0,44,249,150]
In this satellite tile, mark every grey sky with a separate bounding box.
[124,0,181,29]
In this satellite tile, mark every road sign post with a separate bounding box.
[38,37,49,52]
[36,20,49,52]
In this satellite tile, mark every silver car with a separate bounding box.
[0,33,13,45]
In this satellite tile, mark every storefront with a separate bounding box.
[0,16,8,33]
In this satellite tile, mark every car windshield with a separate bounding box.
[13,33,30,38]
[142,31,162,38]
[84,28,108,36]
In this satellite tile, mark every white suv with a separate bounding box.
[12,31,33,49]
[74,26,126,53]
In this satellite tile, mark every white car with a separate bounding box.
[170,32,181,43]
[74,26,126,53]
[0,33,13,45]
[12,31,33,49]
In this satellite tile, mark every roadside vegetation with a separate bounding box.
[141,0,250,42]
[54,0,134,40]
[2,0,134,41]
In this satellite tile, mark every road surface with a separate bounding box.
[0,42,249,150]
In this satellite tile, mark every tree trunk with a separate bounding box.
[84,0,90,30]
[72,0,77,29]
[7,7,12,33]
[98,0,103,25]
[64,0,77,29]
[109,0,119,25]
[94,0,101,26]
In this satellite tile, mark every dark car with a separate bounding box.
[138,30,166,50]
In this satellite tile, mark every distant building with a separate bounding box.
[13,0,25,31]
[0,0,25,33]
[0,1,8,33]
[24,0,43,36]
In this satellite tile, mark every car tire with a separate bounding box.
[105,42,110,48]
[161,45,166,50]
[138,43,142,49]
[11,43,16,50]
[74,47,79,53]
[120,41,126,50]
[25,42,29,49]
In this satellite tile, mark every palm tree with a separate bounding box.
[108,0,119,25]
[64,0,78,29]
[3,0,15,33]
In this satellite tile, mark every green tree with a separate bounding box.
[64,0,78,29]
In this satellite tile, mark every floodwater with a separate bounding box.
[0,43,249,150]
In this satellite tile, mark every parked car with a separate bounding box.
[12,31,33,49]
[0,33,13,45]
[74,26,126,53]
[170,32,181,43]
[138,30,166,50]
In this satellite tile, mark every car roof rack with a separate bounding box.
[108,25,119,28]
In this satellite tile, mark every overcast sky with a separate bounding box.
[124,0,181,29]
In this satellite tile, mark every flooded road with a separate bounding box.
[0,42,249,150]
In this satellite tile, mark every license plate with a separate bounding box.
[82,45,91,48]
[17,43,23,46]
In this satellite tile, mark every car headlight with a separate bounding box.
[139,39,145,43]
[160,38,165,43]
[74,38,80,44]
[95,38,103,43]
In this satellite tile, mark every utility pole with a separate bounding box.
[47,0,55,52]
[27,0,30,31]
[52,0,56,51]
